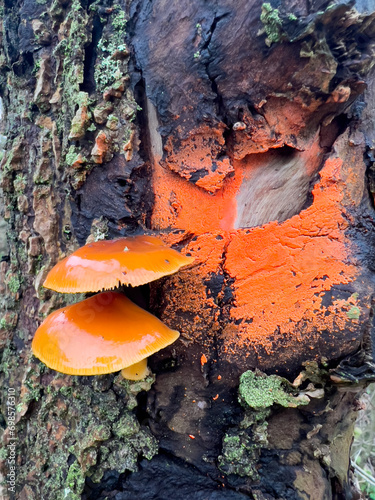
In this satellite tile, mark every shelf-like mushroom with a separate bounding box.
[32,292,179,378]
[43,235,194,293]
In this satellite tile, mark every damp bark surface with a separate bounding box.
[0,0,375,499]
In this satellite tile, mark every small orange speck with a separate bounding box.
[192,400,196,403]
[200,354,207,365]
[189,434,195,439]
[217,375,222,380]
[213,394,219,401]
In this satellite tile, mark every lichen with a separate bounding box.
[239,370,310,410]
[0,359,158,498]
[6,274,22,295]
[218,432,259,478]
[260,3,283,46]
[94,10,129,93]
[91,217,109,241]
[65,146,80,167]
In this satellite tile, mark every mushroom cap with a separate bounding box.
[32,291,180,376]
[43,235,194,293]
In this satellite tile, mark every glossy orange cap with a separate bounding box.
[43,235,194,293]
[32,292,180,376]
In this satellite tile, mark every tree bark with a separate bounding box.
[0,0,375,499]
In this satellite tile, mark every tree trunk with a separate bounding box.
[1,0,375,498]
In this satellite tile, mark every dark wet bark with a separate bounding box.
[0,1,375,499]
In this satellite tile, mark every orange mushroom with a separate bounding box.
[43,235,194,293]
[32,291,179,378]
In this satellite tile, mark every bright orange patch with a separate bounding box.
[224,156,356,348]
[152,130,363,366]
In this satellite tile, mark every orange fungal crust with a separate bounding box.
[151,130,365,367]
[32,292,180,375]
[224,156,357,348]
[163,124,234,193]
[43,235,194,293]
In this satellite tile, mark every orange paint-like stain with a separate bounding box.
[225,157,356,346]
[152,129,364,366]
[163,124,234,194]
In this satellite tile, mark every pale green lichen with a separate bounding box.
[13,174,27,193]
[347,306,361,320]
[0,363,158,499]
[218,432,259,478]
[239,370,309,410]
[7,274,22,294]
[94,39,126,92]
[91,217,109,242]
[219,370,312,479]
[94,10,129,92]
[112,10,127,31]
[65,145,80,166]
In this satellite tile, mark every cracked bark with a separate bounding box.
[0,0,375,499]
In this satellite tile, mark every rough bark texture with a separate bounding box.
[0,0,375,499]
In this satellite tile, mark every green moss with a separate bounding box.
[7,275,21,294]
[66,461,85,496]
[260,3,283,45]
[13,174,26,193]
[7,365,158,498]
[113,414,140,439]
[218,432,259,478]
[239,370,309,410]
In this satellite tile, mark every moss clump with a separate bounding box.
[239,370,309,410]
[65,461,85,497]
[260,3,283,45]
[7,274,22,294]
[218,432,259,478]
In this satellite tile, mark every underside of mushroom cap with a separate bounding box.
[43,235,194,293]
[32,292,180,376]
